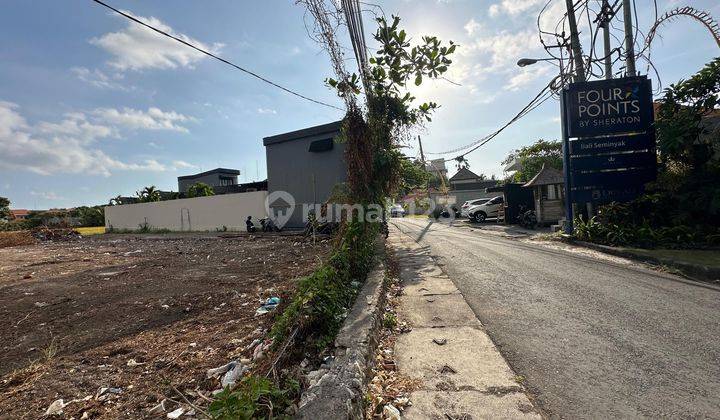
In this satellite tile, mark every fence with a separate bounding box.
[104,191,268,232]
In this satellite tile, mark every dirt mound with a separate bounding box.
[0,231,36,248]
[31,227,82,242]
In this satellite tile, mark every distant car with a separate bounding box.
[390,204,405,217]
[460,198,491,218]
[468,196,504,222]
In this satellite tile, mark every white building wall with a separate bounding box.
[104,191,268,231]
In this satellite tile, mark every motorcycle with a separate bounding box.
[517,205,537,229]
[260,217,281,232]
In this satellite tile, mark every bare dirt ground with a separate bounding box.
[0,233,330,419]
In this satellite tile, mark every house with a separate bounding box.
[177,168,240,194]
[9,209,30,220]
[447,167,501,205]
[523,164,566,225]
[264,121,345,228]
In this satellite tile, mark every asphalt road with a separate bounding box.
[391,218,720,419]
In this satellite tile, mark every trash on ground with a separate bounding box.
[207,361,238,379]
[383,404,401,420]
[221,362,248,389]
[166,407,185,419]
[255,297,281,316]
[433,338,447,346]
[45,399,65,416]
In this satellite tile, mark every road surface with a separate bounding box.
[391,218,720,419]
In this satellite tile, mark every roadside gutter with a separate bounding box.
[296,245,388,419]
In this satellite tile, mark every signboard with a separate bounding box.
[570,167,656,189]
[569,132,654,155]
[570,151,656,171]
[565,76,653,138]
[571,185,645,204]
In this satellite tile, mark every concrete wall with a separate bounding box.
[104,191,267,232]
[265,122,345,228]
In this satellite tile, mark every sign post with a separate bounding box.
[560,75,657,233]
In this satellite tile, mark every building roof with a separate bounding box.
[9,209,30,218]
[449,167,481,182]
[263,121,342,146]
[177,168,240,181]
[523,164,564,187]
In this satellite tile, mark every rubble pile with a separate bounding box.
[31,227,82,242]
[0,230,36,248]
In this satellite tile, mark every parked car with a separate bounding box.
[389,204,405,217]
[467,195,504,222]
[460,198,491,217]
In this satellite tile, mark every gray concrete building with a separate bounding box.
[263,121,345,228]
[177,168,240,194]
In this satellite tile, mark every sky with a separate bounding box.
[1,0,718,209]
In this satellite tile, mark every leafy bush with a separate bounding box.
[188,182,215,198]
[209,376,298,420]
[271,220,377,351]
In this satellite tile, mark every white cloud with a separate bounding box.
[71,67,128,90]
[464,19,481,36]
[506,65,554,91]
[171,160,197,170]
[90,11,223,71]
[30,191,64,200]
[0,101,190,176]
[93,107,195,132]
[257,108,277,115]
[488,0,546,16]
[462,30,539,78]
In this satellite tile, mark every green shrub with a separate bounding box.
[271,220,377,351]
[209,376,298,420]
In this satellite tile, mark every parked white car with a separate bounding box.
[467,195,504,222]
[389,204,405,217]
[460,198,491,218]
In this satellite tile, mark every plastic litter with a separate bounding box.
[221,362,248,388]
[45,399,65,416]
[255,297,280,316]
[383,404,401,420]
[167,407,184,419]
[207,361,237,379]
[432,338,447,346]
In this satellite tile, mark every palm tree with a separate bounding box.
[137,186,161,203]
[109,195,123,206]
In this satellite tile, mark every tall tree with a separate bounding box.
[0,197,10,220]
[502,139,562,183]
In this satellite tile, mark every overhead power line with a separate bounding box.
[90,0,344,111]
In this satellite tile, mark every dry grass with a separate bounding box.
[0,231,36,248]
[75,226,105,236]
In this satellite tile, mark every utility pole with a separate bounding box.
[565,0,585,82]
[623,0,636,75]
[601,0,613,79]
[417,135,426,164]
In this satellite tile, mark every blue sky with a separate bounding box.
[1,0,718,209]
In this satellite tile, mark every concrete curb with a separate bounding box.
[570,239,720,283]
[296,245,387,420]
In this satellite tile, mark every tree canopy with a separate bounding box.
[502,139,562,183]
[187,182,215,198]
